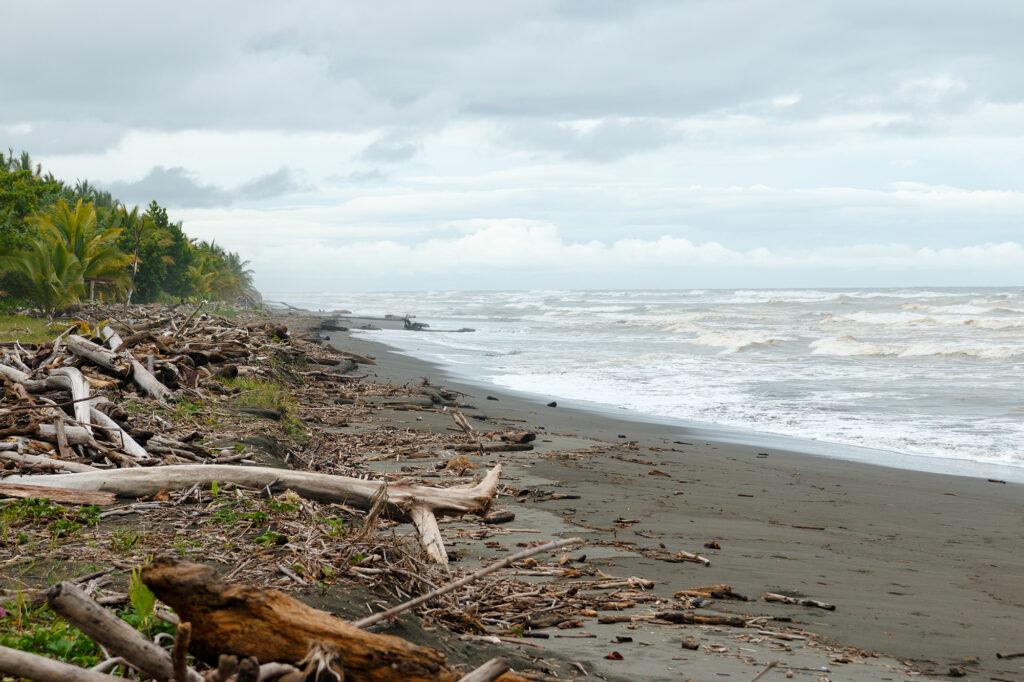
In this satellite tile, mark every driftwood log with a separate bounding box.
[0,482,116,506]
[459,658,510,682]
[762,592,836,610]
[47,582,203,682]
[0,448,98,472]
[3,464,503,563]
[0,644,125,682]
[141,557,527,682]
[100,326,172,401]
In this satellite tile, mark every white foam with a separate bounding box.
[692,330,790,353]
[810,335,1022,359]
[287,287,1024,470]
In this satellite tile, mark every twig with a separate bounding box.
[352,537,583,628]
[749,660,779,682]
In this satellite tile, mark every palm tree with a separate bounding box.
[0,239,85,317]
[28,199,131,299]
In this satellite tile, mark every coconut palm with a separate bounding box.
[28,199,132,299]
[0,239,84,317]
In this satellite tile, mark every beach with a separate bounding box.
[324,314,1024,680]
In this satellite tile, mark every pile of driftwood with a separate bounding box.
[0,304,579,679]
[0,304,506,564]
[0,542,580,682]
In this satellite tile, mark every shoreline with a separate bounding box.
[320,314,1024,679]
[343,318,1024,486]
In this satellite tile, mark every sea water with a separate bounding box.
[276,288,1024,472]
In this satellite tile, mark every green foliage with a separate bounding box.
[253,529,283,547]
[29,199,132,294]
[0,150,255,306]
[128,566,156,634]
[0,239,85,317]
[0,498,101,548]
[108,529,143,554]
[0,602,103,668]
[189,240,256,301]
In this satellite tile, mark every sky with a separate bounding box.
[3,0,1024,293]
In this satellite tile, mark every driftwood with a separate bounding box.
[0,482,116,506]
[100,326,172,401]
[140,557,527,682]
[762,592,835,610]
[4,464,503,563]
[47,582,203,682]
[24,367,93,429]
[654,611,747,628]
[459,658,510,682]
[452,442,533,453]
[0,644,125,682]
[674,584,748,601]
[66,335,131,376]
[0,448,98,472]
[89,404,150,460]
[352,537,584,629]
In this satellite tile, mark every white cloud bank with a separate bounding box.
[245,221,1024,291]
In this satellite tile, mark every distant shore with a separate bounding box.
[312,311,1024,680]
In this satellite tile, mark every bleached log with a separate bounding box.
[36,423,95,445]
[0,449,99,472]
[47,582,203,682]
[5,463,501,516]
[5,464,503,561]
[410,504,448,565]
[89,405,149,460]
[0,362,30,383]
[66,335,131,375]
[762,592,835,610]
[459,658,511,682]
[0,482,116,506]
[20,367,92,430]
[0,644,125,682]
[99,326,172,401]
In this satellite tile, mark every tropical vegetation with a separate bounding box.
[0,149,256,315]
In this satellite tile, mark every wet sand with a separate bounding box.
[323,317,1024,680]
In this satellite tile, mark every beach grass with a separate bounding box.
[0,315,56,345]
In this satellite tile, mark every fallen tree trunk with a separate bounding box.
[4,464,503,562]
[141,557,527,682]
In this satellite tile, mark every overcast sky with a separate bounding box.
[4,1,1023,293]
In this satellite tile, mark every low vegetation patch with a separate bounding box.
[0,314,55,345]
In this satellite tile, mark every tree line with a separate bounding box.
[0,150,256,316]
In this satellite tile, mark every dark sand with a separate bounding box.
[322,316,1024,681]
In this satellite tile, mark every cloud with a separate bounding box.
[360,138,421,163]
[209,218,1024,291]
[107,165,299,208]
[506,118,681,161]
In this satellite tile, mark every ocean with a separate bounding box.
[277,288,1024,473]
